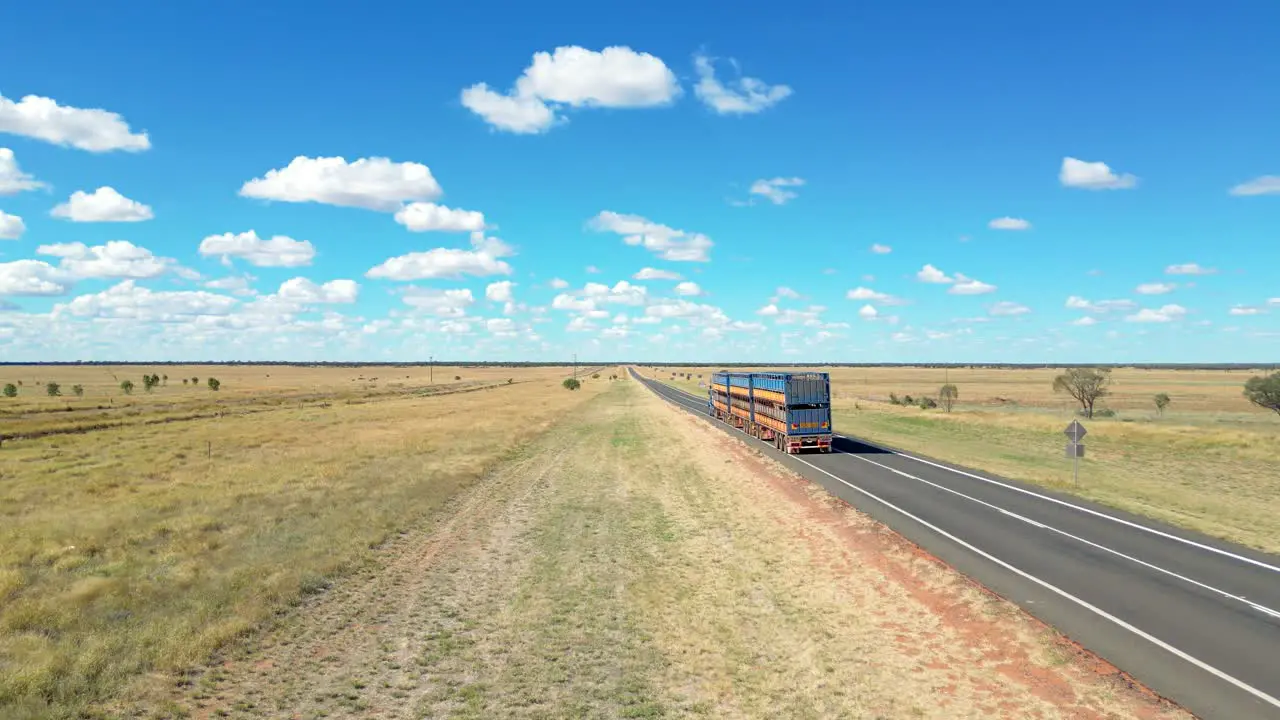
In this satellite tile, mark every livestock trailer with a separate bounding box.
[708,371,833,453]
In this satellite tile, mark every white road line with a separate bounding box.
[650,379,1278,575]
[835,447,1280,619]
[641,376,1280,710]
[826,432,1280,575]
[784,453,1280,711]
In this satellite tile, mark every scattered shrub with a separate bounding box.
[562,378,581,391]
[918,396,938,409]
[162,374,168,386]
[182,378,189,385]
[1153,392,1171,416]
[1243,371,1280,415]
[454,375,461,381]
[1078,407,1116,418]
[120,380,135,395]
[72,384,85,397]
[192,377,199,385]
[888,392,900,405]
[592,373,600,379]
[903,394,915,405]
[939,384,958,412]
[207,377,221,391]
[2,383,16,398]
[507,378,514,384]
[46,382,61,397]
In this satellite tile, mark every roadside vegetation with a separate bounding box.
[650,365,1280,553]
[0,364,607,718]
[142,381,1185,720]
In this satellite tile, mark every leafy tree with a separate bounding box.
[1052,367,1112,419]
[562,378,581,391]
[72,384,85,397]
[46,382,61,397]
[1153,392,1171,416]
[142,374,159,393]
[939,384,959,412]
[182,378,189,385]
[2,383,16,398]
[121,380,135,395]
[207,377,221,391]
[162,374,169,386]
[454,375,461,381]
[1243,372,1280,415]
[192,377,199,385]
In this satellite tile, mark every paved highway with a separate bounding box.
[633,371,1280,720]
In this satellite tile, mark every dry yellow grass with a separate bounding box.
[642,365,1280,553]
[146,380,1186,719]
[0,364,615,718]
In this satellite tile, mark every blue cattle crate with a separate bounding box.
[785,407,832,435]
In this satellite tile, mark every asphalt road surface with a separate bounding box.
[634,371,1280,720]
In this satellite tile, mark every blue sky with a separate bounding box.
[1,1,1277,363]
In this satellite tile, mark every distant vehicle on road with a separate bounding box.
[709,371,833,453]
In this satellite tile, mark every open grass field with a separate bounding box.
[0,363,613,718]
[135,380,1184,719]
[644,365,1280,554]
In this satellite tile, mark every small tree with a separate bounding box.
[1052,367,1112,419]
[142,375,157,393]
[121,380,135,395]
[46,382,61,397]
[507,378,514,384]
[1243,372,1280,415]
[592,372,600,379]
[2,383,16,398]
[162,374,169,386]
[918,396,938,409]
[207,377,221,391]
[72,384,85,397]
[454,375,461,381]
[1153,392,1171,417]
[192,377,199,385]
[182,378,189,385]
[939,384,959,412]
[562,378,581,391]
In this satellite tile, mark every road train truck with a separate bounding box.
[708,371,833,453]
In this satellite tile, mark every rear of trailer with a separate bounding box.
[708,370,833,454]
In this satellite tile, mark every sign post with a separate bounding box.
[1063,420,1087,487]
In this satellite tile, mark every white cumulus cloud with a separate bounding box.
[461,45,680,134]
[549,278,569,289]
[51,186,153,222]
[0,210,24,239]
[0,93,150,152]
[1059,157,1138,190]
[1165,263,1216,276]
[394,202,485,232]
[1136,282,1175,295]
[1066,296,1137,314]
[858,304,878,320]
[366,231,513,281]
[0,259,68,295]
[588,211,712,262]
[1072,316,1098,326]
[401,287,474,317]
[1228,176,1280,196]
[276,277,358,304]
[949,273,997,295]
[748,177,804,205]
[674,281,702,296]
[989,301,1030,316]
[200,230,316,267]
[846,286,906,305]
[916,264,954,283]
[870,243,892,254]
[486,318,517,336]
[38,240,178,280]
[1126,304,1187,323]
[485,280,515,303]
[0,148,46,194]
[988,216,1031,231]
[633,267,681,280]
[1229,306,1262,316]
[54,280,237,322]
[693,54,791,115]
[240,156,442,211]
